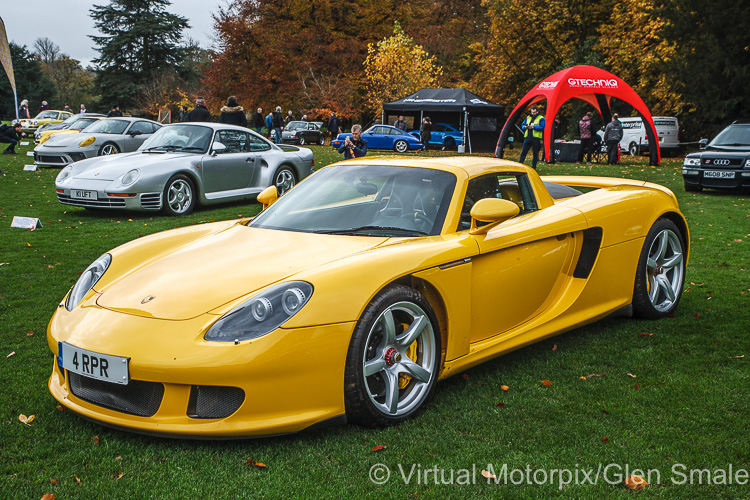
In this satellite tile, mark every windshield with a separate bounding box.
[71,118,100,130]
[250,165,457,237]
[709,124,750,148]
[286,121,307,131]
[35,111,58,120]
[60,116,79,125]
[139,124,213,153]
[84,119,129,135]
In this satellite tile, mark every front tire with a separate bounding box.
[394,140,408,153]
[628,142,638,156]
[298,136,306,146]
[319,136,325,145]
[273,166,296,196]
[632,218,686,319]
[163,174,195,216]
[99,142,120,155]
[344,285,441,427]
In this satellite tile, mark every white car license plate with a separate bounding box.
[71,189,97,200]
[60,342,130,384]
[704,170,735,179]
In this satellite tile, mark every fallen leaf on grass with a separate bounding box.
[244,459,266,469]
[601,436,609,443]
[115,456,122,461]
[50,478,58,485]
[19,414,35,425]
[638,332,653,336]
[75,475,81,485]
[586,373,606,378]
[93,436,99,445]
[541,380,552,387]
[634,384,640,390]
[579,376,587,380]
[372,445,387,452]
[55,405,65,412]
[27,331,34,336]
[691,313,701,318]
[552,344,558,351]
[461,373,471,380]
[500,385,509,391]
[26,242,32,247]
[624,474,648,489]
[627,373,637,378]
[482,469,496,479]
[114,473,123,480]
[730,355,744,359]
[41,494,55,500]
[496,402,506,408]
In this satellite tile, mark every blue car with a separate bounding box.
[409,123,464,149]
[332,125,422,153]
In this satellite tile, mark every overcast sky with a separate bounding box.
[1,1,223,68]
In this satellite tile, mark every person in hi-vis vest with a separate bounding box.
[519,107,545,169]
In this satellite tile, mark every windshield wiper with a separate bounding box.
[715,143,750,147]
[314,225,428,236]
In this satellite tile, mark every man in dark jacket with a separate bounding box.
[107,104,123,117]
[327,112,341,144]
[0,123,26,154]
[218,96,248,127]
[187,97,211,122]
[271,106,284,144]
[603,114,623,164]
[252,107,264,134]
[338,124,368,160]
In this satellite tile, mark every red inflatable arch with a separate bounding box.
[495,65,661,166]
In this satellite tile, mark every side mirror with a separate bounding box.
[129,130,142,137]
[257,185,278,210]
[469,198,520,235]
[699,138,708,150]
[211,142,226,156]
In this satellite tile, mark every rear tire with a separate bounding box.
[628,142,638,156]
[394,140,408,153]
[632,218,686,319]
[99,142,120,155]
[273,166,296,196]
[299,136,305,146]
[344,285,441,427]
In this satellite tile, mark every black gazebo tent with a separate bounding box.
[382,89,505,153]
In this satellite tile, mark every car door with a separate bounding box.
[363,126,388,149]
[461,173,586,343]
[121,121,156,152]
[201,130,256,194]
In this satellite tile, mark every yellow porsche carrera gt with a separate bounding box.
[48,157,688,437]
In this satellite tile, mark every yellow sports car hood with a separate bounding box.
[96,225,388,320]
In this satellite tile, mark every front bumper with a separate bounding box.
[47,300,354,437]
[56,178,162,210]
[682,168,750,190]
[34,146,98,167]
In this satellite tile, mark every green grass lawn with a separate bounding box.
[0,142,748,499]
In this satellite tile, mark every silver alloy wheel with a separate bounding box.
[166,178,193,214]
[299,136,305,145]
[361,301,437,416]
[629,142,638,156]
[645,228,684,312]
[101,143,119,155]
[394,140,408,153]
[274,168,295,195]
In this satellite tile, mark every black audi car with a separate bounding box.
[682,120,750,192]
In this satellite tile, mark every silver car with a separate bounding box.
[34,117,162,167]
[54,123,314,215]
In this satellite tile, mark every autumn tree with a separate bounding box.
[363,22,443,113]
[89,0,190,112]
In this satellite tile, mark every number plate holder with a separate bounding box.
[704,170,735,179]
[60,342,130,384]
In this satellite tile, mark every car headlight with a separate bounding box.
[38,135,49,145]
[121,169,140,186]
[683,157,700,167]
[204,281,314,342]
[79,137,95,147]
[65,254,112,311]
[57,166,74,183]
[33,120,38,126]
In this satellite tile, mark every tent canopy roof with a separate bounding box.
[384,88,504,112]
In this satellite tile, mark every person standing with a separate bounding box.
[187,97,211,122]
[577,112,594,163]
[420,117,432,151]
[519,107,545,169]
[38,101,51,114]
[338,124,368,160]
[107,104,123,117]
[394,115,407,131]
[252,107,264,135]
[265,111,274,138]
[301,114,308,122]
[79,104,87,114]
[0,123,26,154]
[327,112,341,144]
[272,106,285,143]
[178,105,189,122]
[18,99,30,119]
[603,113,623,164]
[218,96,248,127]
[284,110,294,125]
[63,104,74,113]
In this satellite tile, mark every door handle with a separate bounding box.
[245,157,255,162]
